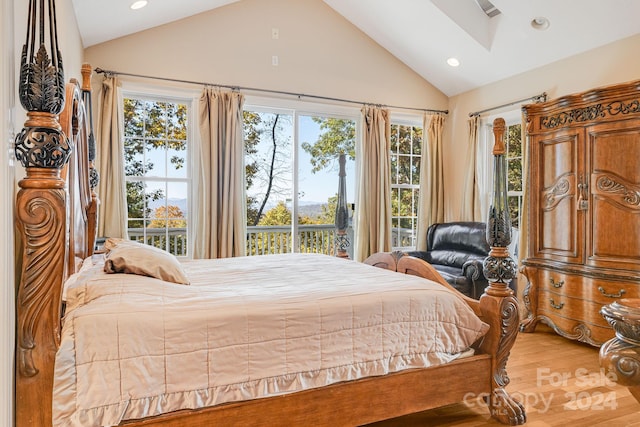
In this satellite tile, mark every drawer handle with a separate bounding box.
[549,298,564,310]
[597,286,626,299]
[550,278,564,288]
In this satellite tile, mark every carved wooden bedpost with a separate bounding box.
[81,63,100,254]
[478,118,526,424]
[14,0,68,425]
[334,153,350,258]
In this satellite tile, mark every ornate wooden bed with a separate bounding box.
[16,66,525,426]
[14,57,526,426]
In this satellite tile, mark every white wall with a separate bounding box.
[84,0,447,111]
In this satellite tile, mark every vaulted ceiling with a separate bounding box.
[71,0,640,96]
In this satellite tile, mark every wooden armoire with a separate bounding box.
[520,80,640,346]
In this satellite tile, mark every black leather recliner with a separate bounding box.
[407,221,490,299]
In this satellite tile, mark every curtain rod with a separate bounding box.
[94,68,448,115]
[469,92,547,117]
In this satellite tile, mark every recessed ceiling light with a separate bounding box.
[447,57,460,67]
[130,0,148,10]
[531,16,550,30]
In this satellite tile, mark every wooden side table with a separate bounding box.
[599,298,640,403]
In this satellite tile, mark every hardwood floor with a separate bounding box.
[369,325,640,427]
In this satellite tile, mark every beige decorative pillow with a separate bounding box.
[104,239,190,285]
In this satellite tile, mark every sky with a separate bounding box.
[247,113,355,208]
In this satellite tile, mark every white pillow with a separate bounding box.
[103,238,190,285]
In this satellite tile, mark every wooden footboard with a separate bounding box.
[365,250,525,425]
[121,356,494,426]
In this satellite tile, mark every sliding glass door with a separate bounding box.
[243,106,356,257]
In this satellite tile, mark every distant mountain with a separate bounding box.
[298,203,327,218]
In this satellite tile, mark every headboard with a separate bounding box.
[14,64,98,426]
[60,69,92,273]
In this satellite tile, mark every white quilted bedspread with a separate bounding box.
[53,253,488,427]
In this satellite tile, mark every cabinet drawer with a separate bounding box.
[536,269,582,295]
[587,281,639,304]
[536,269,639,304]
[538,290,610,329]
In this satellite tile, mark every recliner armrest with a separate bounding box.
[462,258,484,281]
[463,259,490,299]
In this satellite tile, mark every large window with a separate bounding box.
[123,95,191,256]
[243,101,357,257]
[390,122,423,250]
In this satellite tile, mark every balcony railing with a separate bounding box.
[391,227,415,250]
[246,224,355,258]
[127,225,414,257]
[127,225,355,258]
[128,227,188,256]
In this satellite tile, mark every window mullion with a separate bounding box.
[292,110,299,253]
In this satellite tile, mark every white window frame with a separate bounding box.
[121,82,198,258]
[389,112,424,251]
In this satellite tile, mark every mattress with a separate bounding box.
[53,253,489,427]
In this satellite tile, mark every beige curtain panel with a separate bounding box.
[355,106,392,261]
[195,88,246,259]
[415,113,445,251]
[461,115,482,221]
[96,75,128,239]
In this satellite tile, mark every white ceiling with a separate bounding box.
[72,0,640,96]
